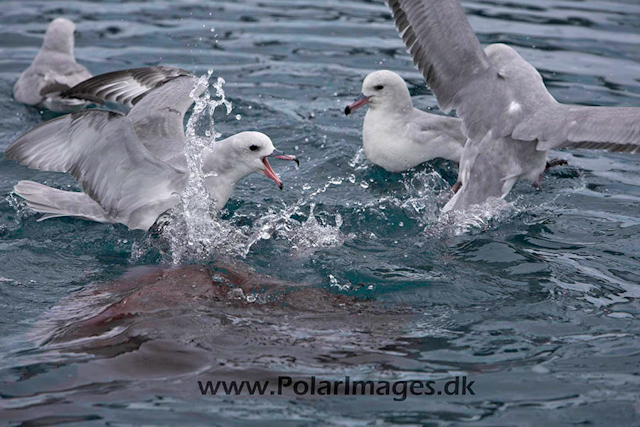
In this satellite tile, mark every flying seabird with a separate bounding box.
[385,0,640,211]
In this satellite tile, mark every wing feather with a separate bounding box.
[5,110,187,230]
[387,0,494,112]
[511,104,640,153]
[60,66,192,108]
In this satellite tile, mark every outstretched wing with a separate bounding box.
[5,110,188,230]
[513,104,640,153]
[386,0,494,112]
[127,75,207,168]
[60,66,192,108]
[386,0,530,144]
[62,66,207,168]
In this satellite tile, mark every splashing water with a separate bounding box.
[245,173,353,256]
[160,71,249,263]
[428,197,520,237]
[248,202,348,256]
[137,84,525,265]
[145,73,349,263]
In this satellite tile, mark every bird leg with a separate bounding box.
[533,158,569,189]
[533,174,543,189]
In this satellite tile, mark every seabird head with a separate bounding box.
[201,132,299,207]
[42,18,76,55]
[345,70,413,115]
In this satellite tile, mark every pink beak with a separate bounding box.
[344,94,370,115]
[262,152,299,190]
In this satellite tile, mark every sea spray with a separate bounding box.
[245,171,353,256]
[161,71,247,263]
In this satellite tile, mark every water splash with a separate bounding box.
[348,147,369,170]
[136,73,350,263]
[246,175,351,257]
[5,193,28,224]
[160,71,247,263]
[428,197,520,237]
[399,169,450,224]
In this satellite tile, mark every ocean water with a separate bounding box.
[1,0,640,425]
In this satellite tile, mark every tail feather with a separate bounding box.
[14,181,112,224]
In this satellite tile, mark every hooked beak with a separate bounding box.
[262,150,299,190]
[344,94,370,116]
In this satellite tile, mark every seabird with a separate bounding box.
[13,18,93,112]
[345,70,466,172]
[385,0,640,211]
[6,66,299,231]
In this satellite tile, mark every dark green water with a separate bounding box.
[1,0,640,425]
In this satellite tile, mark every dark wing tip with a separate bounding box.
[39,81,72,97]
[60,66,195,107]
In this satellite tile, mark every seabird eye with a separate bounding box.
[249,145,259,151]
[374,85,384,91]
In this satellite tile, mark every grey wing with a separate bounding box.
[386,0,524,144]
[61,67,206,168]
[405,113,466,161]
[386,0,494,112]
[60,66,193,108]
[127,75,207,168]
[512,104,640,154]
[413,113,466,143]
[5,110,188,230]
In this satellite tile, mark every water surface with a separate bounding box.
[1,0,640,425]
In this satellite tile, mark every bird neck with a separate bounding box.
[41,32,74,56]
[200,143,252,210]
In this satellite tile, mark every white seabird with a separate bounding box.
[6,67,299,231]
[385,0,640,211]
[345,70,466,172]
[13,18,93,112]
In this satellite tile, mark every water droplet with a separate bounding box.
[246,294,256,303]
[302,184,311,191]
[227,288,245,299]
[360,181,369,189]
[329,274,350,291]
[348,174,356,184]
[235,114,241,120]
